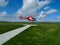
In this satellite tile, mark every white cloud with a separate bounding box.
[0,11,7,17]
[44,6,50,10]
[37,11,46,18]
[37,8,57,18]
[0,11,10,21]
[16,0,50,17]
[46,9,57,14]
[0,0,9,7]
[55,16,60,20]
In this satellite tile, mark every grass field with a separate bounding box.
[0,23,23,34]
[0,22,60,45]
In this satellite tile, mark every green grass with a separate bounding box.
[0,25,23,34]
[2,23,60,45]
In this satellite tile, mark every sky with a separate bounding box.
[0,0,60,22]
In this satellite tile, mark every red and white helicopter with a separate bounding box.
[19,15,36,21]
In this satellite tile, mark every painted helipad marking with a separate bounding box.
[0,25,31,45]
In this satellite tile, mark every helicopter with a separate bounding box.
[19,15,36,21]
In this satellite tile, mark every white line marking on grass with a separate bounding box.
[0,25,31,45]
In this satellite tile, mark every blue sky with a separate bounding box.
[0,0,60,22]
[0,0,22,15]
